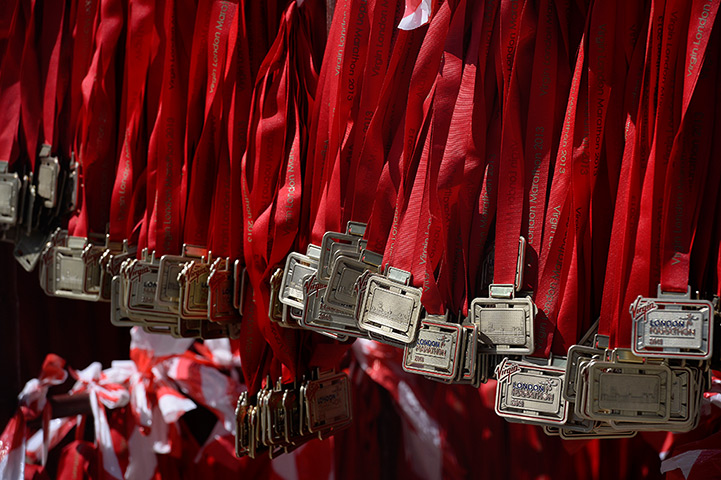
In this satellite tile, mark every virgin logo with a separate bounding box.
[495,358,520,382]
[629,297,658,319]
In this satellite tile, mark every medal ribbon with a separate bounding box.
[70,0,125,238]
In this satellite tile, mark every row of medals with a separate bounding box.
[0,148,80,270]
[272,221,720,439]
[38,232,244,339]
[235,369,352,459]
[22,178,719,441]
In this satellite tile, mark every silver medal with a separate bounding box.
[403,315,463,381]
[631,286,713,359]
[494,357,569,424]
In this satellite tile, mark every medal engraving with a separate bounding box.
[586,361,671,422]
[302,275,363,339]
[598,373,660,412]
[156,256,190,308]
[495,358,569,424]
[57,255,84,291]
[305,373,352,432]
[179,263,210,318]
[0,172,21,224]
[478,308,526,345]
[37,157,60,208]
[403,319,462,379]
[631,292,713,359]
[506,373,561,414]
[642,310,704,348]
[469,297,535,354]
[358,275,422,344]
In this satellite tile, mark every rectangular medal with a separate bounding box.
[207,259,238,322]
[304,372,352,433]
[357,274,423,345]
[178,261,211,319]
[37,154,60,209]
[494,358,569,424]
[631,288,713,359]
[585,360,672,423]
[279,246,320,309]
[469,295,535,354]
[316,222,366,284]
[301,274,360,340]
[0,171,21,225]
[403,317,462,380]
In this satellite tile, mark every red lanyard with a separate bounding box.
[241,1,320,390]
[228,0,253,262]
[341,0,394,227]
[0,0,24,168]
[71,0,124,239]
[493,0,531,293]
[307,0,352,243]
[356,26,427,256]
[657,0,719,294]
[37,0,68,159]
[183,0,236,250]
[145,0,193,255]
[598,0,651,346]
[520,0,561,296]
[534,15,587,357]
[19,0,41,170]
[380,0,451,285]
[434,0,488,315]
[68,0,100,159]
[465,0,501,303]
[552,0,617,352]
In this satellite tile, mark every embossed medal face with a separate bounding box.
[470,297,535,354]
[50,245,102,301]
[128,263,160,309]
[110,275,134,327]
[125,261,176,322]
[608,366,696,432]
[37,157,60,208]
[317,232,362,284]
[82,245,104,296]
[495,359,569,424]
[156,256,189,308]
[55,250,84,292]
[279,253,318,309]
[324,256,371,313]
[564,345,604,403]
[403,320,462,380]
[631,295,713,359]
[266,390,287,446]
[208,268,236,320]
[179,263,210,319]
[304,373,352,433]
[586,361,671,423]
[302,274,363,339]
[0,173,21,224]
[357,275,423,345]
